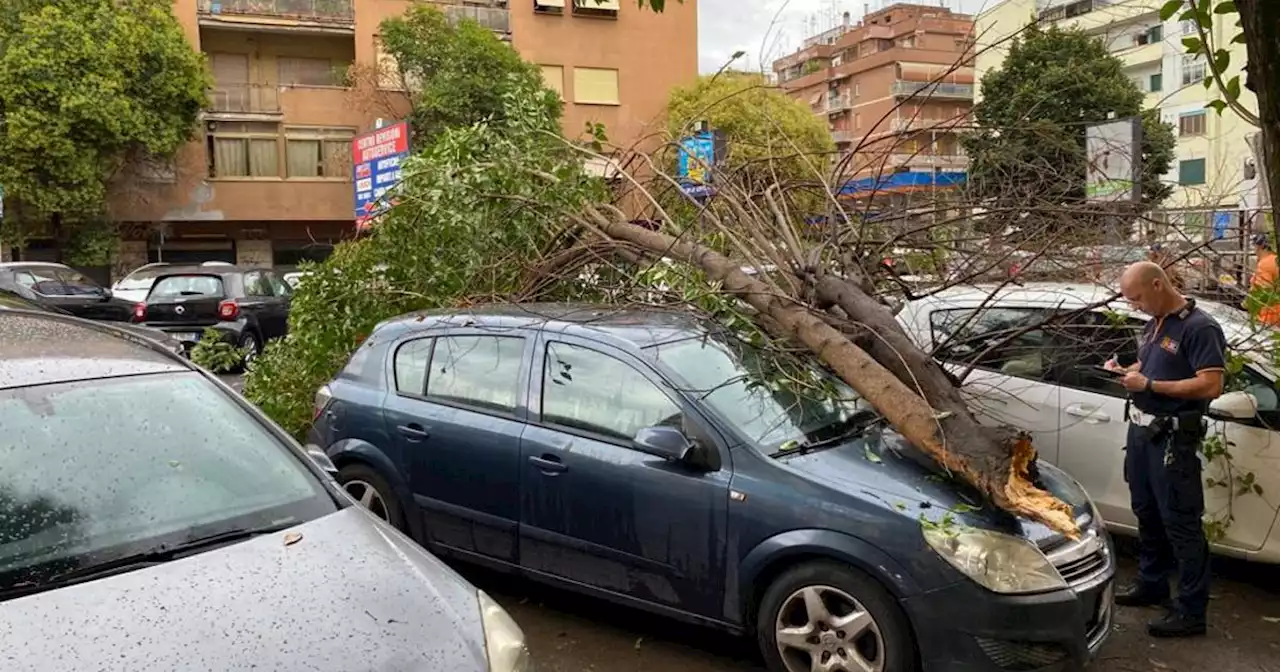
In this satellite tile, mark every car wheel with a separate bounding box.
[237,331,262,368]
[337,463,406,531]
[757,561,916,672]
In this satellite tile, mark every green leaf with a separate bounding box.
[1160,0,1185,20]
[951,503,980,514]
[1214,0,1236,13]
[1180,7,1198,20]
[864,445,883,464]
[1214,49,1231,73]
[1205,75,1215,89]
[1182,36,1204,53]
[779,439,800,452]
[1232,31,1247,44]
[1206,99,1229,114]
[1197,0,1209,14]
[1226,75,1241,100]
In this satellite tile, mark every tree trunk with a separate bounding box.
[594,215,1080,539]
[1238,0,1280,239]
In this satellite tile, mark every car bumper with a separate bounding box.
[902,543,1115,672]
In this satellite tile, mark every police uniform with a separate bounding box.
[1123,298,1226,629]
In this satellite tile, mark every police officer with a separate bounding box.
[1104,261,1226,638]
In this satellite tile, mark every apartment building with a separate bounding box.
[87,0,695,276]
[975,0,1262,229]
[772,4,974,199]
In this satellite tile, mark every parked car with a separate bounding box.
[0,310,531,672]
[109,262,174,303]
[0,288,185,357]
[130,265,293,360]
[897,282,1280,563]
[0,261,133,322]
[311,304,1115,672]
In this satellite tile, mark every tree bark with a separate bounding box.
[1238,0,1280,239]
[594,215,1079,539]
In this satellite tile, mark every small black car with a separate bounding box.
[130,265,293,360]
[0,262,133,322]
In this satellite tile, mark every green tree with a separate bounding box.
[961,25,1175,215]
[379,5,561,139]
[665,72,834,196]
[0,0,209,263]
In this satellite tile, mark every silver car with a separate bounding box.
[0,311,531,672]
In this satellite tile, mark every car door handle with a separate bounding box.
[1065,403,1111,423]
[396,423,430,440]
[528,454,568,474]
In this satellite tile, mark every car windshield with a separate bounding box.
[115,268,170,291]
[0,371,337,595]
[648,335,868,451]
[149,275,224,299]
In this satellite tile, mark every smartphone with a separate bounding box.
[1092,364,1125,377]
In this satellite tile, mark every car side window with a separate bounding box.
[1235,366,1280,413]
[1053,312,1143,398]
[425,335,524,413]
[929,307,1058,382]
[394,339,434,395]
[541,341,682,443]
[243,272,273,297]
[266,272,292,297]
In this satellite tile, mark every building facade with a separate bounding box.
[772,4,974,200]
[29,0,696,276]
[975,0,1262,231]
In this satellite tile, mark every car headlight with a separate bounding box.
[477,590,531,672]
[923,527,1067,594]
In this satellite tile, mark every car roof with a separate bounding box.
[0,261,72,270]
[377,303,717,348]
[907,281,1270,353]
[0,311,191,389]
[150,265,260,277]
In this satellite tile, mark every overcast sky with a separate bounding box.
[697,0,995,74]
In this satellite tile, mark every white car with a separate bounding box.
[897,282,1280,563]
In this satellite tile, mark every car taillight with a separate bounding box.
[217,299,239,321]
[132,302,147,322]
[313,385,332,421]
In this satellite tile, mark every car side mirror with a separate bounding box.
[1209,390,1257,421]
[632,425,694,462]
[100,288,113,301]
[303,444,340,477]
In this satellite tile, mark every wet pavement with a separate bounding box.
[219,373,1280,671]
[475,547,1280,672]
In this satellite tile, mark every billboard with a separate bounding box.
[1085,117,1141,203]
[352,121,411,230]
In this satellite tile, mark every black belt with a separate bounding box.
[1124,398,1204,431]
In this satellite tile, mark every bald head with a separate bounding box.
[1120,260,1182,317]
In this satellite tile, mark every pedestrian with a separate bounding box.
[1245,233,1280,325]
[1103,261,1225,638]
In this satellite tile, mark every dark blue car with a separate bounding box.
[310,304,1116,672]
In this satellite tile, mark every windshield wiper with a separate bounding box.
[770,409,880,457]
[4,520,299,596]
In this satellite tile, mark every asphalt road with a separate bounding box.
[220,373,1280,671]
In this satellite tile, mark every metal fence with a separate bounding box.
[443,5,510,33]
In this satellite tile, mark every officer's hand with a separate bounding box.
[1103,357,1123,373]
[1122,371,1148,392]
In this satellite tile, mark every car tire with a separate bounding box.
[337,463,407,531]
[756,561,916,672]
[237,331,262,369]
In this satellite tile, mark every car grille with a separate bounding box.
[1044,526,1111,588]
[1055,548,1108,585]
[975,637,1068,671]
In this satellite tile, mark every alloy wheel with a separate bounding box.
[343,480,390,521]
[774,585,885,672]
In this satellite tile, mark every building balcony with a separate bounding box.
[1115,41,1162,66]
[443,4,511,35]
[207,83,282,117]
[825,94,853,114]
[891,80,974,100]
[197,0,354,29]
[832,130,858,144]
[888,153,968,168]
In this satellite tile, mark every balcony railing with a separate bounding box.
[444,5,510,34]
[888,153,968,167]
[890,80,974,100]
[207,83,282,114]
[197,0,354,24]
[825,94,853,114]
[832,130,857,144]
